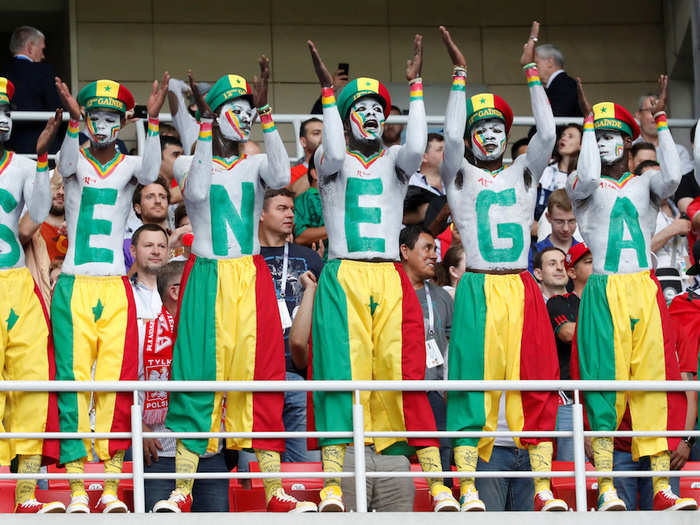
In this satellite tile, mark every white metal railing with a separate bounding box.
[1,379,699,513]
[9,111,699,161]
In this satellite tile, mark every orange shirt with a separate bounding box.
[40,221,67,261]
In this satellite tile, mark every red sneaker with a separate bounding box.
[267,488,317,512]
[653,487,698,511]
[534,490,568,511]
[15,499,66,513]
[95,494,128,513]
[153,490,192,513]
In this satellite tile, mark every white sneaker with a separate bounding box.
[153,490,192,513]
[66,494,90,513]
[95,493,128,513]
[459,487,485,512]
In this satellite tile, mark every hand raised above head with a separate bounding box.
[187,70,215,119]
[37,108,63,156]
[519,21,540,67]
[307,41,333,88]
[55,77,80,121]
[576,77,593,117]
[439,26,466,68]
[405,34,423,81]
[252,55,270,108]
[147,71,171,118]
[648,74,668,115]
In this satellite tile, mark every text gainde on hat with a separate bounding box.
[205,74,253,113]
[77,80,135,114]
[0,77,15,105]
[336,77,392,121]
[466,93,514,136]
[592,102,640,140]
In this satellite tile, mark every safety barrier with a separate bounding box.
[1,379,699,513]
[8,112,698,161]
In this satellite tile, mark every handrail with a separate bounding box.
[0,379,699,513]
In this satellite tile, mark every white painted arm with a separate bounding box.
[257,109,291,189]
[180,118,213,203]
[440,71,467,189]
[650,112,682,199]
[566,114,600,200]
[134,117,162,185]
[395,79,427,178]
[316,87,345,179]
[27,156,50,224]
[523,64,556,183]
[56,119,80,177]
[168,78,198,154]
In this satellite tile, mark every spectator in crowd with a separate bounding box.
[534,44,581,117]
[258,188,323,463]
[400,225,454,486]
[510,137,529,162]
[529,189,579,273]
[124,177,171,272]
[532,247,568,301]
[635,92,693,174]
[536,124,581,220]
[628,141,656,173]
[675,123,699,214]
[129,224,168,318]
[39,171,67,262]
[170,203,192,260]
[435,243,465,299]
[294,153,327,257]
[3,26,62,154]
[547,243,592,460]
[409,133,445,195]
[159,136,184,205]
[289,117,323,196]
[383,105,404,148]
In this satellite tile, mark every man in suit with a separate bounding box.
[534,44,581,118]
[3,26,62,154]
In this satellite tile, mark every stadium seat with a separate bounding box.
[550,460,597,510]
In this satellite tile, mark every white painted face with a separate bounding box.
[0,105,11,143]
[470,119,507,161]
[217,98,254,142]
[86,110,121,147]
[348,96,385,142]
[595,129,625,165]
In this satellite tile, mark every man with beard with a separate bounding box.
[439,23,566,512]
[0,77,63,513]
[123,177,170,271]
[40,172,67,261]
[51,73,168,513]
[306,36,459,513]
[567,76,696,511]
[158,60,315,514]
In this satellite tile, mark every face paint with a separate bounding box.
[348,96,385,142]
[470,119,506,161]
[0,105,11,143]
[595,130,625,165]
[86,110,121,147]
[217,98,254,142]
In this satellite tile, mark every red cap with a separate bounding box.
[565,243,590,270]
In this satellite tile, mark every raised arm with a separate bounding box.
[26,109,63,223]
[520,22,556,182]
[167,77,198,153]
[395,35,427,177]
[307,41,345,178]
[566,79,600,200]
[55,78,81,177]
[695,117,700,188]
[439,26,467,188]
[134,72,169,185]
[252,56,290,188]
[649,76,681,198]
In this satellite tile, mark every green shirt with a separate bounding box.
[294,187,327,260]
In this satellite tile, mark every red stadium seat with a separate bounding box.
[550,460,597,510]
[680,461,700,500]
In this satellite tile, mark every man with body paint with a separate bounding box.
[0,78,64,513]
[51,73,169,513]
[439,23,566,512]
[156,60,315,514]
[306,37,459,513]
[567,76,697,512]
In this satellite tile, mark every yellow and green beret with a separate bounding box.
[337,77,392,121]
[77,80,135,113]
[466,93,513,134]
[0,77,15,105]
[593,102,640,140]
[205,74,253,112]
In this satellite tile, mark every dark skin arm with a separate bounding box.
[251,55,270,109]
[295,226,327,246]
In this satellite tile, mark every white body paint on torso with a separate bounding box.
[0,153,37,269]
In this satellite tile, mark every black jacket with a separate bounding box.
[545,70,582,118]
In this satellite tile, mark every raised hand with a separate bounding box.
[576,77,593,117]
[55,77,80,121]
[147,71,170,118]
[649,74,668,115]
[439,26,466,68]
[307,41,333,88]
[519,21,540,67]
[187,70,215,119]
[252,55,270,108]
[37,108,63,156]
[406,34,423,81]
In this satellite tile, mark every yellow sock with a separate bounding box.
[255,449,283,503]
[15,455,40,504]
[528,441,553,493]
[416,446,444,493]
[592,437,614,492]
[174,440,199,496]
[454,445,478,493]
[321,444,346,487]
[103,449,125,497]
[66,459,87,497]
[650,451,671,494]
